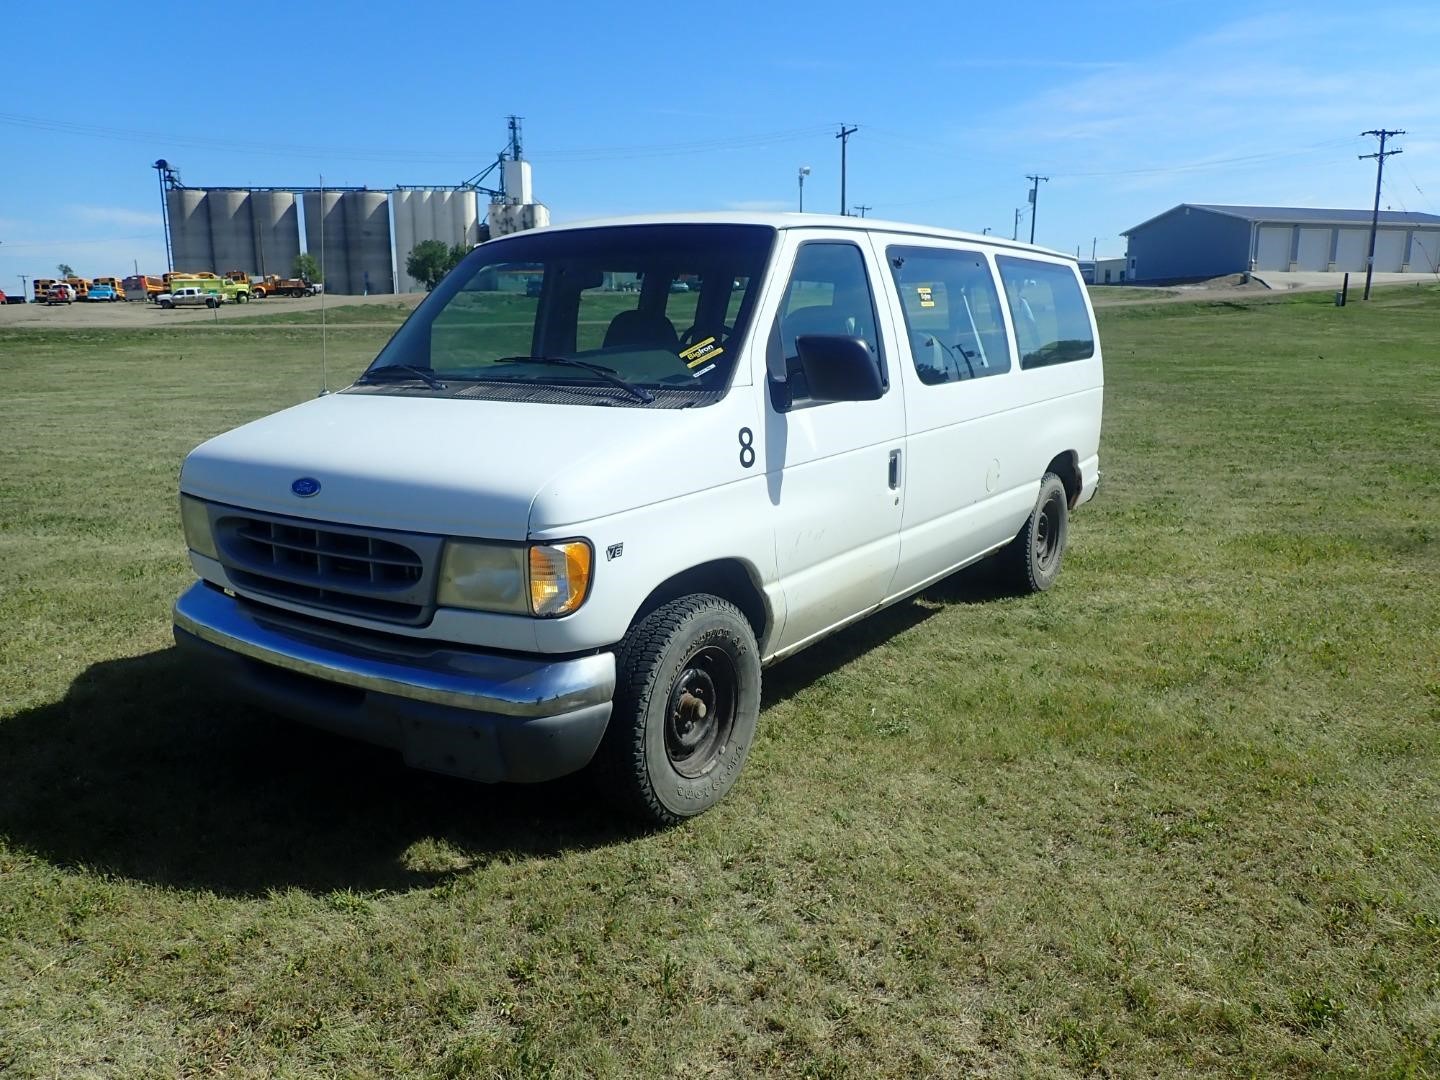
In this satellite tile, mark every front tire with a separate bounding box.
[599,595,761,826]
[1000,471,1069,593]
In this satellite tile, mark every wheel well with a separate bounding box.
[1046,451,1081,507]
[632,559,769,643]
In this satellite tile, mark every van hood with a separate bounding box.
[180,391,737,540]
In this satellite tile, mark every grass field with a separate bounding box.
[1,287,1438,1077]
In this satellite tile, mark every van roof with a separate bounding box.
[519,212,1076,262]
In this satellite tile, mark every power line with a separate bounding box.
[0,111,835,166]
[865,126,1355,178]
[1359,128,1405,300]
[1395,158,1437,216]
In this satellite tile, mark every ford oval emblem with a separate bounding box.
[291,477,321,498]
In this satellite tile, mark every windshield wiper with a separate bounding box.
[496,355,655,404]
[356,364,447,390]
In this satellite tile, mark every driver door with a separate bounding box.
[763,235,907,654]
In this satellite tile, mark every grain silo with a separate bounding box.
[168,188,215,273]
[208,190,258,277]
[392,190,416,291]
[453,189,480,248]
[303,190,351,294]
[249,191,301,279]
[344,191,394,295]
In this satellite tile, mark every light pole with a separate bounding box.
[798,166,810,212]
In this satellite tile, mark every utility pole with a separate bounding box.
[1013,207,1023,241]
[1091,237,1097,262]
[852,204,871,218]
[20,274,28,298]
[1359,128,1404,300]
[798,165,810,212]
[1025,174,1049,244]
[836,124,858,215]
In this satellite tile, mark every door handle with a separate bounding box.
[888,449,902,490]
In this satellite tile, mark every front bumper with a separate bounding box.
[172,582,615,783]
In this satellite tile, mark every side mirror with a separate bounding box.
[795,335,884,403]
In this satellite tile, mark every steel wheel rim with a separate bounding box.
[1034,493,1063,571]
[665,645,737,778]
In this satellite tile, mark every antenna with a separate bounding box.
[319,173,329,396]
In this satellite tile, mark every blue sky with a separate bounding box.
[2,1,1437,285]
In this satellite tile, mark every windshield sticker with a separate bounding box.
[689,364,716,378]
[916,285,936,308]
[680,336,724,369]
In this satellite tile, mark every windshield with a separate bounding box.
[360,223,776,407]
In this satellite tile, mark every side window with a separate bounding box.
[995,256,1095,369]
[887,245,1011,384]
[773,242,885,407]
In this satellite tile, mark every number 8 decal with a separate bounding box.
[738,427,755,469]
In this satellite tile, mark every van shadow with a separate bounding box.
[0,564,1012,898]
[760,559,1015,709]
[0,647,642,897]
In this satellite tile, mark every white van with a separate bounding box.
[173,213,1102,823]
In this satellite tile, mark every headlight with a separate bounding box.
[437,541,529,614]
[528,540,593,617]
[179,495,218,559]
[439,538,594,617]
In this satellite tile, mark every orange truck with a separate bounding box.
[250,274,318,299]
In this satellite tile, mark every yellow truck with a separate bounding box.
[158,276,252,306]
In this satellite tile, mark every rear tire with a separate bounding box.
[290,288,304,298]
[999,471,1069,593]
[597,594,761,826]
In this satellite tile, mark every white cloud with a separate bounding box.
[977,10,1440,222]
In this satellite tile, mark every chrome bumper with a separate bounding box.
[172,582,615,783]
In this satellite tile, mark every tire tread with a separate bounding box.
[599,594,753,826]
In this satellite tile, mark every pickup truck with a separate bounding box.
[158,287,221,309]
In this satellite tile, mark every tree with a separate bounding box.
[406,240,453,291]
[57,263,74,278]
[293,253,321,283]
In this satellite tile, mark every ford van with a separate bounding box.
[173,213,1102,824]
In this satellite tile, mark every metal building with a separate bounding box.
[1122,204,1440,282]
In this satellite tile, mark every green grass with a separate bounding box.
[2,289,1439,1077]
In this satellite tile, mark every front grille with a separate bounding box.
[212,508,442,625]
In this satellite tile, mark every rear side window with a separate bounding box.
[995,256,1095,369]
[887,245,1011,384]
